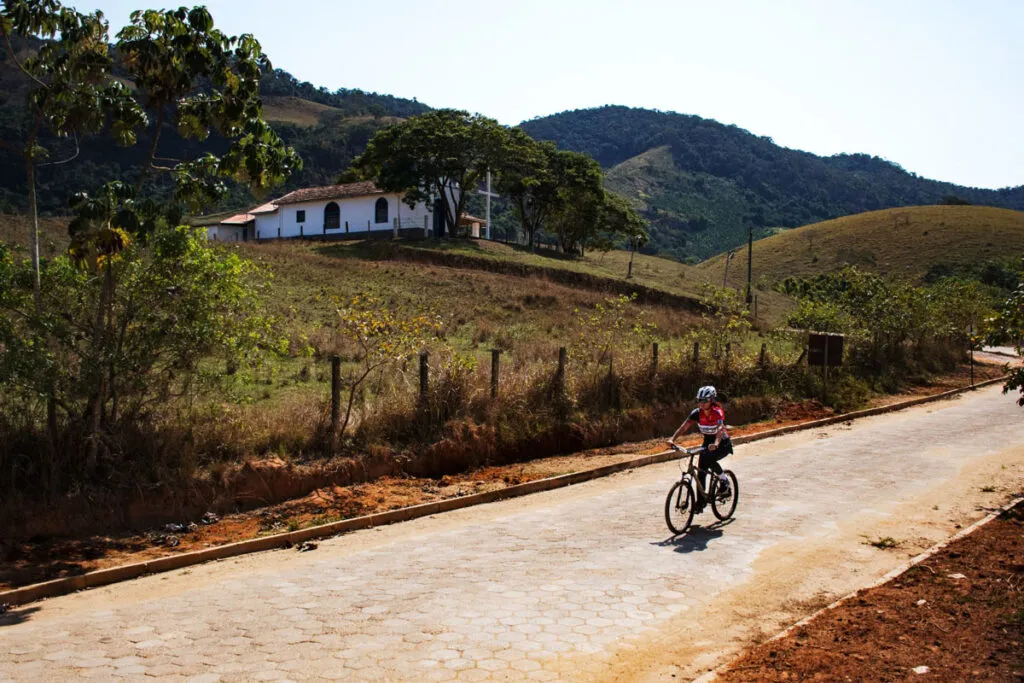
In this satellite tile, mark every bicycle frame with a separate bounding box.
[669,443,715,498]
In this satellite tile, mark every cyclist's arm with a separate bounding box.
[710,421,724,449]
[669,418,693,443]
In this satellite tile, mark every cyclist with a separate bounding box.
[667,385,733,510]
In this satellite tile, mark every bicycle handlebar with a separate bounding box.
[666,442,703,456]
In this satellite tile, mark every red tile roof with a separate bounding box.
[221,213,255,225]
[250,201,278,214]
[274,181,384,205]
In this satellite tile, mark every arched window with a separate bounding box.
[324,202,340,230]
[375,197,389,224]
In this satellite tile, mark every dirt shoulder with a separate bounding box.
[715,501,1024,682]
[0,361,1007,594]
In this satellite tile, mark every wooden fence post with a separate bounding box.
[759,342,767,368]
[330,356,341,447]
[651,342,659,376]
[692,341,700,366]
[556,347,567,389]
[419,351,429,399]
[607,354,615,407]
[490,349,500,399]
[393,217,399,240]
[725,342,731,370]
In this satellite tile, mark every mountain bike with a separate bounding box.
[664,443,739,535]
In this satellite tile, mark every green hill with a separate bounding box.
[694,205,1024,289]
[521,106,1024,261]
[0,40,430,214]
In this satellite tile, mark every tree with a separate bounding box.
[345,109,507,238]
[0,1,144,305]
[114,6,300,208]
[493,131,555,249]
[54,6,301,453]
[0,4,301,475]
[599,192,649,277]
[546,152,604,255]
[335,296,440,440]
[988,269,1024,405]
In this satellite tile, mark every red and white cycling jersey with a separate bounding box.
[688,405,729,438]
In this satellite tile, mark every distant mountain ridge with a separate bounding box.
[520,106,1024,260]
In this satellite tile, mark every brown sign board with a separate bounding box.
[808,332,844,367]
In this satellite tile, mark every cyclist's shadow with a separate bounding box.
[653,519,734,554]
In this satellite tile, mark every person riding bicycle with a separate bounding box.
[667,385,733,510]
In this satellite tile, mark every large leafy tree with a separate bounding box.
[0,0,143,305]
[546,152,604,255]
[0,3,301,476]
[113,6,300,208]
[493,130,553,249]
[61,5,301,455]
[346,109,507,238]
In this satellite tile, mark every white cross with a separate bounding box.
[476,170,500,239]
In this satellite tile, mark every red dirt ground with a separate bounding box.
[717,501,1024,682]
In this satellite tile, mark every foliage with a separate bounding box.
[987,270,1024,405]
[0,0,143,296]
[0,226,272,492]
[335,295,441,438]
[781,266,995,379]
[693,284,752,363]
[345,109,507,237]
[114,6,300,208]
[570,293,656,370]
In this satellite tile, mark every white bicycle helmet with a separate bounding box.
[696,385,717,401]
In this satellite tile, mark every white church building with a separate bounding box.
[207,180,486,242]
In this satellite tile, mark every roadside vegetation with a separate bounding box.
[0,0,1017,541]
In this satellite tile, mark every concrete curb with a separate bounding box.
[0,376,1007,609]
[693,493,1024,683]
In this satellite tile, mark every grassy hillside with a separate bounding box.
[262,96,340,127]
[695,205,1024,289]
[0,215,708,355]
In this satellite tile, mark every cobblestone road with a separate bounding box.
[2,385,1023,682]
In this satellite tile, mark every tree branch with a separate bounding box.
[1,30,48,90]
[38,132,79,167]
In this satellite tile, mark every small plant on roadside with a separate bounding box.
[861,535,900,550]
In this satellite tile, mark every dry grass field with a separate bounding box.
[697,204,1024,288]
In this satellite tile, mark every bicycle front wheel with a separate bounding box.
[665,478,696,535]
[711,470,739,521]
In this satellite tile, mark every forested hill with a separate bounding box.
[0,41,431,213]
[520,106,1024,260]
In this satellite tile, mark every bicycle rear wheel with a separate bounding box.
[711,470,739,521]
[665,477,696,535]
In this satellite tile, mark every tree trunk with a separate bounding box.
[24,147,41,308]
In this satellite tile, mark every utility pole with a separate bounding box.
[723,251,735,289]
[745,223,753,306]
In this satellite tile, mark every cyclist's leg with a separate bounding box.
[696,448,716,505]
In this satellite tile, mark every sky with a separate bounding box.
[75,0,1024,189]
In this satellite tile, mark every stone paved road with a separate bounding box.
[2,385,1023,682]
